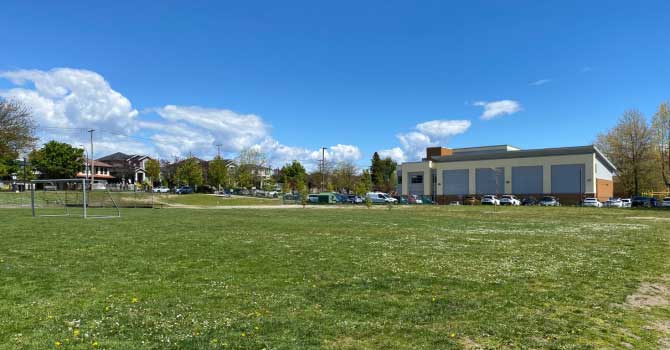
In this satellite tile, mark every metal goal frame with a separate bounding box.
[30,178,120,219]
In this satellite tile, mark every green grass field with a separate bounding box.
[0,192,279,208]
[1,206,669,349]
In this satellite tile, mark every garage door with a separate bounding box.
[551,164,585,193]
[512,166,543,194]
[475,168,504,194]
[443,169,469,195]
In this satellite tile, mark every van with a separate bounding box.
[366,192,398,204]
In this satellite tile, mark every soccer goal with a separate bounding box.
[30,178,120,219]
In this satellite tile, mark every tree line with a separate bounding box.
[596,102,670,196]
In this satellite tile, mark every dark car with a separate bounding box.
[463,195,478,205]
[631,196,652,208]
[175,186,193,194]
[521,197,538,206]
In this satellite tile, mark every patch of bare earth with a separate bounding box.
[624,282,669,309]
[459,337,482,349]
[624,276,670,349]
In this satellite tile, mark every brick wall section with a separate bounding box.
[596,179,613,202]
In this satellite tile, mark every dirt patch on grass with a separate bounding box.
[625,282,670,308]
[652,321,670,334]
[625,216,670,221]
[460,337,482,349]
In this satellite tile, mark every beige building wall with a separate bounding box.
[401,153,596,195]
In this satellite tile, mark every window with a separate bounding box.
[397,176,402,184]
[411,175,423,184]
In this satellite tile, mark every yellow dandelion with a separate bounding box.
[211,338,219,343]
[92,341,100,348]
[73,329,80,337]
[432,297,436,302]
[450,333,456,338]
[131,297,139,304]
[54,341,62,347]
[241,332,246,337]
[104,306,111,312]
[254,326,259,330]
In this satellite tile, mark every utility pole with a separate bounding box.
[321,147,327,192]
[216,144,222,159]
[88,129,95,190]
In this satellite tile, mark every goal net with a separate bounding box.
[30,178,120,219]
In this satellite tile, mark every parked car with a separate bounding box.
[500,195,521,206]
[175,186,193,194]
[604,197,623,208]
[449,201,461,205]
[662,197,670,208]
[621,198,632,208]
[538,196,560,206]
[521,197,538,206]
[582,197,603,207]
[307,194,319,203]
[347,195,364,204]
[481,195,500,205]
[334,193,348,203]
[463,195,478,205]
[410,194,423,204]
[366,192,398,204]
[631,196,653,208]
[152,186,170,193]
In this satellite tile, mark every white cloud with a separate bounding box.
[378,119,471,163]
[474,100,522,120]
[415,120,471,138]
[0,68,139,132]
[529,79,551,86]
[0,67,365,168]
[256,139,362,170]
[378,147,406,163]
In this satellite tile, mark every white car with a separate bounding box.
[582,197,602,207]
[481,195,500,205]
[366,192,398,204]
[662,197,670,208]
[152,186,170,193]
[604,197,623,208]
[500,195,520,206]
[621,198,632,208]
[410,194,423,204]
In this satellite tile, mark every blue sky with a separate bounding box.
[1,1,669,169]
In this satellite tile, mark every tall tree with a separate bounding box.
[29,141,84,179]
[0,99,36,177]
[597,109,655,195]
[331,161,357,193]
[237,147,268,188]
[651,102,670,188]
[370,152,382,188]
[208,156,229,190]
[356,169,372,196]
[175,157,204,188]
[145,158,161,186]
[279,160,307,191]
[370,152,397,192]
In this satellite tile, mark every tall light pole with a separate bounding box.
[321,147,327,192]
[88,129,95,189]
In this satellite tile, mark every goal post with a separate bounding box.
[30,178,120,219]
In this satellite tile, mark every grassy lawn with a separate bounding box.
[0,206,669,349]
[0,192,279,208]
[155,194,280,206]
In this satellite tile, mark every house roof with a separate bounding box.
[429,145,617,172]
[97,152,131,161]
